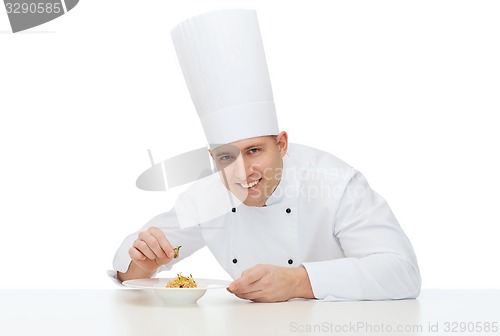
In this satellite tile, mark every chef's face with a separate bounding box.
[210,131,288,207]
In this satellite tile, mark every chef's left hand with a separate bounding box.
[227,264,315,303]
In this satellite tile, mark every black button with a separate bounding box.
[288,259,293,265]
[231,208,236,213]
[286,208,291,213]
[232,258,238,264]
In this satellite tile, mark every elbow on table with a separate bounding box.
[408,267,422,299]
[367,253,422,300]
[402,277,421,300]
[391,257,422,300]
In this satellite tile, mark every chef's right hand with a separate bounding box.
[128,226,177,273]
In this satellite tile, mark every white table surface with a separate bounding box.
[1,288,499,336]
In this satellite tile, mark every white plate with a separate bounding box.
[122,278,230,304]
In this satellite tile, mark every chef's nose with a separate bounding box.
[244,157,256,177]
[243,158,262,181]
[232,152,247,181]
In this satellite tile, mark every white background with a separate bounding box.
[1,0,499,289]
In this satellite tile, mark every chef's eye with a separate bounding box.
[247,148,260,155]
[219,155,235,163]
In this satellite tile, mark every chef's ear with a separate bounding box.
[208,149,213,158]
[276,131,288,158]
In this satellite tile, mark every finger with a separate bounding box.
[139,231,166,259]
[148,227,175,258]
[232,286,273,303]
[233,289,263,301]
[229,278,264,296]
[230,282,254,295]
[133,239,155,260]
[251,296,272,303]
[129,247,146,261]
[230,267,264,292]
[154,255,172,267]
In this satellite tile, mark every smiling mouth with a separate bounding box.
[238,178,262,189]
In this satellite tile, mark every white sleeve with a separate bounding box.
[302,172,421,301]
[110,209,206,279]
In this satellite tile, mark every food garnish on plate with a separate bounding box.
[166,273,197,288]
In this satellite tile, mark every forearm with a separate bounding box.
[303,254,421,300]
[117,261,157,282]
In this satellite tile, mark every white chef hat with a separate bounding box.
[170,9,279,147]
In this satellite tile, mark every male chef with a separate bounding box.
[112,9,421,302]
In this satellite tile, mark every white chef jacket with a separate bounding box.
[112,143,421,301]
